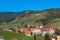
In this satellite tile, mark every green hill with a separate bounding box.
[0,8,60,28]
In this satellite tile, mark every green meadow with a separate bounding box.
[0,30,44,40]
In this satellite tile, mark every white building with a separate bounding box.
[41,25,55,36]
[31,26,41,35]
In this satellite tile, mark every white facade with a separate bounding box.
[32,29,41,35]
[49,30,55,35]
[41,29,55,36]
[41,31,49,36]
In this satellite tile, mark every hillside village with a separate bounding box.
[6,25,55,36]
[0,8,60,40]
[1,22,60,40]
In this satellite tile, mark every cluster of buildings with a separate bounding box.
[11,25,55,36]
[2,22,55,37]
[2,25,60,40]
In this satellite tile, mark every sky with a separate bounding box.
[0,0,60,12]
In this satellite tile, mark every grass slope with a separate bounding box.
[1,13,42,27]
[1,13,60,29]
[0,30,44,40]
[48,18,60,28]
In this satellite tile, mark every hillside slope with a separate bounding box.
[0,8,60,28]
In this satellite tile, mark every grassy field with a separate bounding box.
[0,30,44,40]
[48,18,60,28]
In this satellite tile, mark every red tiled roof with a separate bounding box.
[24,30,32,34]
[42,25,53,30]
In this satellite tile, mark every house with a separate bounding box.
[21,27,28,33]
[24,29,32,36]
[41,25,55,36]
[20,27,32,36]
[31,26,41,35]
